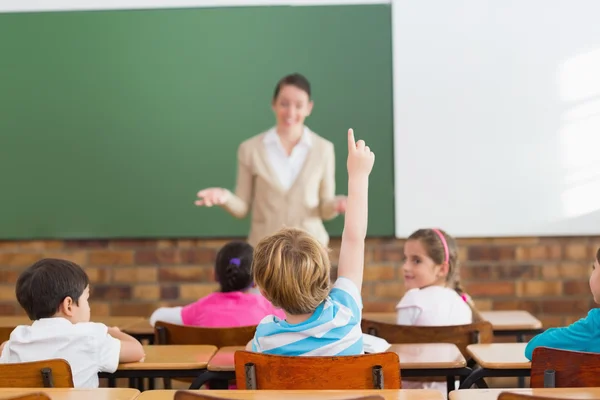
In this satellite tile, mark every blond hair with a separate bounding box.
[252,228,331,315]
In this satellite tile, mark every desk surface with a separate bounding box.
[137,389,445,400]
[390,343,466,369]
[363,311,543,332]
[205,343,465,372]
[478,311,542,331]
[449,388,600,400]
[0,389,139,400]
[117,345,217,370]
[207,346,242,372]
[0,317,144,330]
[122,319,153,335]
[466,343,530,369]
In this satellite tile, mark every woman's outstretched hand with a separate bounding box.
[195,187,231,207]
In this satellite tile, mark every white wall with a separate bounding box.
[0,0,389,13]
[392,0,600,237]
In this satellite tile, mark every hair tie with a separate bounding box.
[229,258,241,266]
[460,293,468,303]
[431,228,449,264]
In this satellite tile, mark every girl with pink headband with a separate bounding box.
[395,228,473,393]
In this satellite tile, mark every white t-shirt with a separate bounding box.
[395,286,472,397]
[0,318,121,388]
[396,286,472,326]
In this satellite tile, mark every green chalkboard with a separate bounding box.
[0,5,394,240]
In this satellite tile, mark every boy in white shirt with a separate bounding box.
[0,258,145,388]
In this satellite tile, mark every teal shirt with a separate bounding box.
[525,308,600,360]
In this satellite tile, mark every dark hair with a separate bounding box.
[407,229,465,295]
[596,247,600,264]
[215,241,254,293]
[16,258,89,320]
[273,73,311,101]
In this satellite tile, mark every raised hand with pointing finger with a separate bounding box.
[336,128,375,290]
[347,128,375,178]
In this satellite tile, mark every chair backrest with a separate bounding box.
[234,350,401,390]
[531,347,600,388]
[498,393,568,400]
[0,359,74,388]
[361,319,493,358]
[5,393,52,400]
[154,321,256,347]
[0,327,12,343]
[174,391,384,400]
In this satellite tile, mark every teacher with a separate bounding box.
[195,73,346,247]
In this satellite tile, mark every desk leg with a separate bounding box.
[517,332,525,388]
[189,371,236,390]
[446,376,455,397]
[458,366,489,389]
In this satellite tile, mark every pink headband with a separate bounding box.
[432,228,449,264]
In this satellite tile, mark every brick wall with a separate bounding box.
[1,236,598,328]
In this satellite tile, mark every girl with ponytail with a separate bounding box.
[150,241,284,327]
[396,228,473,393]
[397,228,472,326]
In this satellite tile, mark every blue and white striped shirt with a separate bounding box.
[251,277,363,356]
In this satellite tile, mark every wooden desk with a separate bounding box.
[450,388,600,400]
[0,389,139,400]
[122,319,153,337]
[459,343,530,389]
[118,345,216,370]
[479,311,542,336]
[137,389,445,400]
[205,344,466,372]
[202,342,469,391]
[100,345,217,389]
[0,316,144,330]
[363,311,543,339]
[391,343,466,370]
[467,343,530,370]
[207,346,242,372]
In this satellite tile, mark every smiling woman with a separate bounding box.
[195,73,347,247]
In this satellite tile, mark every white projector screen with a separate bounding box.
[392,0,600,238]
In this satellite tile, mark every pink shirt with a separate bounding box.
[181,292,286,327]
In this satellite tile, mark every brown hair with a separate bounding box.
[407,228,465,296]
[273,73,311,101]
[252,228,330,315]
[16,258,89,320]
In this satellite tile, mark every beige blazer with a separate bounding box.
[222,128,339,247]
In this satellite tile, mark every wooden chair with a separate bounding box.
[531,347,600,388]
[154,321,256,347]
[234,350,401,390]
[498,393,570,400]
[0,327,12,343]
[0,359,74,388]
[175,391,384,400]
[361,319,493,358]
[155,321,256,388]
[4,393,52,400]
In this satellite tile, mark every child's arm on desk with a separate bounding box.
[337,129,375,290]
[108,327,145,363]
